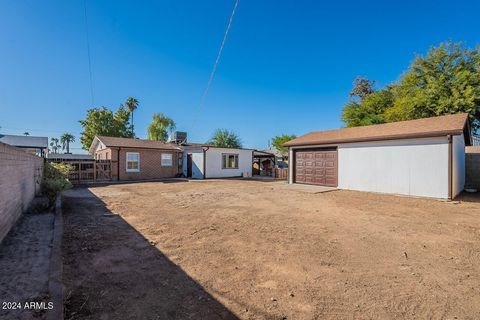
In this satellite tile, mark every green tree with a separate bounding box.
[342,88,394,127]
[349,76,376,101]
[341,42,480,130]
[49,138,61,154]
[125,97,139,135]
[386,42,480,127]
[271,134,297,157]
[60,133,75,154]
[79,105,133,150]
[208,129,242,148]
[147,113,176,141]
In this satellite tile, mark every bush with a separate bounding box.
[42,162,73,206]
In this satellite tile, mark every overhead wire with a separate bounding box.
[189,0,239,133]
[84,0,95,107]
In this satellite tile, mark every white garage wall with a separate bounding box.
[338,137,449,198]
[182,148,204,179]
[205,148,253,178]
[452,134,466,197]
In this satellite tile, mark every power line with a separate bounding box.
[190,0,239,131]
[84,0,95,107]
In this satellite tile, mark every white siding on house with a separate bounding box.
[337,137,449,198]
[205,148,253,178]
[452,134,466,197]
[182,148,204,179]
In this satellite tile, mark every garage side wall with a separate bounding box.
[452,134,465,197]
[337,137,449,198]
[205,148,253,178]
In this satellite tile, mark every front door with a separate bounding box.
[187,154,193,178]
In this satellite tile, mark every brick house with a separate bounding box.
[89,136,182,181]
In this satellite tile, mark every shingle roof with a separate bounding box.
[0,134,48,148]
[46,153,94,160]
[284,113,469,147]
[95,136,181,151]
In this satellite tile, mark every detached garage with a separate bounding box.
[284,113,471,199]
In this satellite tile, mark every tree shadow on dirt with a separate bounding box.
[61,188,239,320]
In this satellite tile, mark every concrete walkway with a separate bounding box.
[282,183,338,194]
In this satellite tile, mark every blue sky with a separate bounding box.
[1,0,479,152]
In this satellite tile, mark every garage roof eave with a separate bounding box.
[284,113,469,148]
[284,130,464,147]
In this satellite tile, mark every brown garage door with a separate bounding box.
[295,148,338,187]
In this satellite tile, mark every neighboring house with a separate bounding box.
[46,153,94,162]
[264,147,288,167]
[90,136,182,181]
[284,113,471,199]
[465,146,480,189]
[0,134,48,157]
[181,143,253,179]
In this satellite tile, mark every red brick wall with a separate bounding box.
[96,147,180,181]
[0,142,43,242]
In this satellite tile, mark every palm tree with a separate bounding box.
[147,113,176,141]
[50,138,60,154]
[208,129,242,148]
[125,97,139,135]
[60,133,75,154]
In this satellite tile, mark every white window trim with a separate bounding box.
[126,152,140,172]
[161,153,173,167]
[222,153,239,169]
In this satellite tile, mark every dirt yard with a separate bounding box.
[62,180,480,319]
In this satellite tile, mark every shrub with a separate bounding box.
[42,162,73,206]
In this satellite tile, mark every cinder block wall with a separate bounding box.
[466,147,480,188]
[0,142,43,242]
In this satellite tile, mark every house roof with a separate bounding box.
[90,136,182,154]
[263,147,284,158]
[181,143,215,148]
[284,113,470,147]
[466,146,480,153]
[253,150,275,157]
[0,134,48,148]
[46,153,94,160]
[181,142,254,151]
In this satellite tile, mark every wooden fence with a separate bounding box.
[472,135,480,146]
[273,168,288,180]
[47,159,112,183]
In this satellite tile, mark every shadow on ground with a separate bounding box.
[62,188,238,320]
[457,191,480,203]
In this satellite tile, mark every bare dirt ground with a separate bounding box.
[62,180,480,319]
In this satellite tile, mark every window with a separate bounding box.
[222,153,239,169]
[126,152,140,172]
[161,153,173,166]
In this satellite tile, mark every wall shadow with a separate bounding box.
[61,188,239,319]
[75,178,190,188]
[456,191,480,203]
